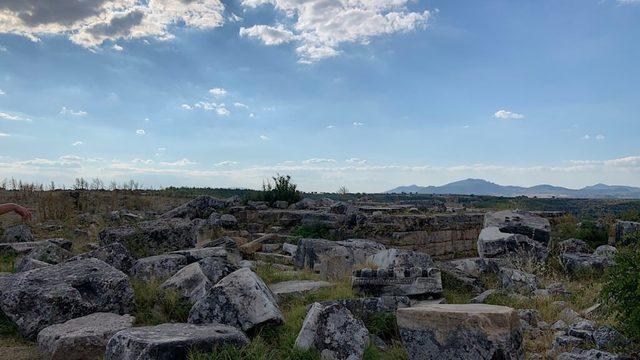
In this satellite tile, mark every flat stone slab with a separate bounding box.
[105,323,249,360]
[397,304,523,360]
[269,280,333,299]
[37,312,135,360]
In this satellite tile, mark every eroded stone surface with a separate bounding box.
[397,304,524,360]
[484,210,550,244]
[270,280,333,299]
[37,312,135,360]
[70,242,134,273]
[0,258,134,339]
[295,302,370,360]
[105,323,249,360]
[130,254,188,281]
[188,268,284,332]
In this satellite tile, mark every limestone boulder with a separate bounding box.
[0,258,134,339]
[1,224,35,243]
[295,302,370,360]
[14,258,50,272]
[558,239,591,254]
[557,348,622,360]
[294,238,385,271]
[560,252,614,274]
[160,262,212,303]
[105,323,249,360]
[160,196,227,220]
[188,268,284,332]
[478,227,548,261]
[593,325,629,349]
[318,296,410,323]
[37,312,134,360]
[23,242,73,264]
[130,254,188,281]
[269,280,333,300]
[70,243,134,273]
[594,245,617,259]
[499,268,538,293]
[484,210,550,244]
[368,248,435,269]
[614,220,640,244]
[397,304,523,360]
[197,256,239,284]
[99,218,197,258]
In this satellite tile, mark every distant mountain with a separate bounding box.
[387,179,640,199]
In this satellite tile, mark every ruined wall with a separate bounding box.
[237,208,484,260]
[353,213,484,260]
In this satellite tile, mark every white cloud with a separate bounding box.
[259,134,270,141]
[0,133,10,137]
[157,147,166,152]
[214,161,238,166]
[346,158,367,164]
[595,134,605,140]
[181,104,192,110]
[215,106,230,116]
[234,102,248,109]
[326,125,335,129]
[132,158,154,165]
[111,43,123,51]
[249,113,255,118]
[209,87,227,97]
[0,45,6,53]
[0,112,31,122]
[136,129,146,135]
[71,141,84,146]
[240,24,296,45]
[159,158,196,167]
[494,110,525,120]
[302,158,336,164]
[0,0,226,49]
[582,135,591,140]
[0,89,5,95]
[60,106,87,116]
[241,0,431,63]
[353,121,364,127]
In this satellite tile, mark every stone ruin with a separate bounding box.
[351,266,442,299]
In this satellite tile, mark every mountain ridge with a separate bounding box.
[387,179,640,199]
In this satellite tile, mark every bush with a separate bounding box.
[258,175,302,205]
[291,223,331,239]
[601,244,640,341]
[576,220,609,249]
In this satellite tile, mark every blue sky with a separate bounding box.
[0,0,639,192]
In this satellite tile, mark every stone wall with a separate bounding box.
[236,209,484,260]
[354,213,484,260]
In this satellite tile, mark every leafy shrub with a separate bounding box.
[576,220,609,249]
[291,223,331,239]
[258,175,302,205]
[601,244,640,341]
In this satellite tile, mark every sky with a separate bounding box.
[0,0,639,193]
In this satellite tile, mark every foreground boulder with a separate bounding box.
[99,218,197,258]
[557,348,622,360]
[105,323,249,360]
[37,312,135,360]
[130,254,189,281]
[0,238,72,255]
[160,263,211,303]
[14,258,50,272]
[70,243,134,273]
[477,227,548,261]
[485,210,550,244]
[1,224,35,243]
[188,268,284,332]
[0,258,134,339]
[397,304,523,360]
[295,302,370,360]
[499,268,538,293]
